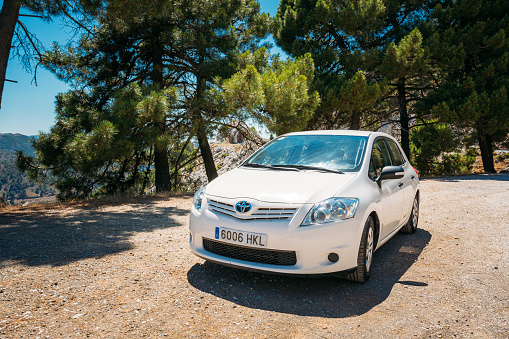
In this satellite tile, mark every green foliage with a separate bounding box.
[274,0,428,130]
[410,123,477,176]
[419,0,509,172]
[10,0,508,195]
[335,71,382,121]
[17,85,180,200]
[381,29,427,80]
[496,153,509,162]
[410,123,457,176]
[219,51,320,135]
[41,0,271,185]
[16,82,206,199]
[437,149,478,176]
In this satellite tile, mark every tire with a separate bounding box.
[400,195,419,234]
[346,216,375,283]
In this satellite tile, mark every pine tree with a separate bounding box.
[43,0,270,184]
[16,84,184,199]
[380,28,432,158]
[218,50,320,136]
[274,0,386,130]
[421,0,509,173]
[275,1,430,128]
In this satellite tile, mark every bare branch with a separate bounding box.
[172,151,201,176]
[16,19,43,60]
[32,60,41,86]
[18,14,45,18]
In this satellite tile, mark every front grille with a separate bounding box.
[207,199,298,221]
[202,238,297,266]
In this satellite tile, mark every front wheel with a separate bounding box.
[346,216,375,283]
[401,195,419,234]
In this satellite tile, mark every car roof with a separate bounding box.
[282,130,374,137]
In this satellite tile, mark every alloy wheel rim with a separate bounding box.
[366,226,374,272]
[412,199,419,227]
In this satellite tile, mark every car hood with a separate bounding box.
[205,167,357,204]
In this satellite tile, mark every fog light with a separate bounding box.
[328,253,339,263]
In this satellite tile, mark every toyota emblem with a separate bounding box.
[235,201,252,213]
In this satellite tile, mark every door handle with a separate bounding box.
[411,175,415,180]
[398,182,403,187]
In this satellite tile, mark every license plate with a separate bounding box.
[215,227,267,248]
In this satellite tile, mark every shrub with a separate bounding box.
[410,123,457,176]
[496,153,509,162]
[410,123,477,176]
[437,148,478,176]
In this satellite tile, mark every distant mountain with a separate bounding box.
[0,133,37,157]
[0,133,55,205]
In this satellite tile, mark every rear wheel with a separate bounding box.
[401,195,419,234]
[346,216,374,283]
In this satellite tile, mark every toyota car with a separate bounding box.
[189,130,419,282]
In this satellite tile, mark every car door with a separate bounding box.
[385,138,415,222]
[368,138,405,240]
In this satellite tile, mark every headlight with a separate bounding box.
[193,187,206,211]
[301,197,359,226]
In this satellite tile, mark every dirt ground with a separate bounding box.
[0,175,508,338]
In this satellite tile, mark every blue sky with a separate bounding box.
[0,0,284,136]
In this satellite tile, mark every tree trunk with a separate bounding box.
[154,145,171,192]
[0,0,20,109]
[397,79,410,159]
[477,128,495,173]
[194,71,218,183]
[172,135,192,189]
[349,111,361,130]
[151,32,172,192]
[195,114,218,182]
[141,146,154,193]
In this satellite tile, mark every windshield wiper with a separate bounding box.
[242,163,299,171]
[243,163,271,169]
[271,164,344,174]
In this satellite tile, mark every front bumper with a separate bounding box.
[189,198,364,275]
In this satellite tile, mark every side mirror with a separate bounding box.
[377,166,405,187]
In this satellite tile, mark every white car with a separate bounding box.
[189,130,420,282]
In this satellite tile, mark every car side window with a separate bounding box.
[386,139,404,166]
[368,139,392,180]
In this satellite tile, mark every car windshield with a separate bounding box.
[244,134,368,173]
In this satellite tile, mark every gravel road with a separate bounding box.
[0,175,508,338]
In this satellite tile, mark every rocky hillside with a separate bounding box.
[182,141,261,189]
[0,134,56,205]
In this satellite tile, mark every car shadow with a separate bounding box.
[187,228,431,318]
[0,200,188,267]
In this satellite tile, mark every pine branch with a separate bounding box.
[59,0,95,36]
